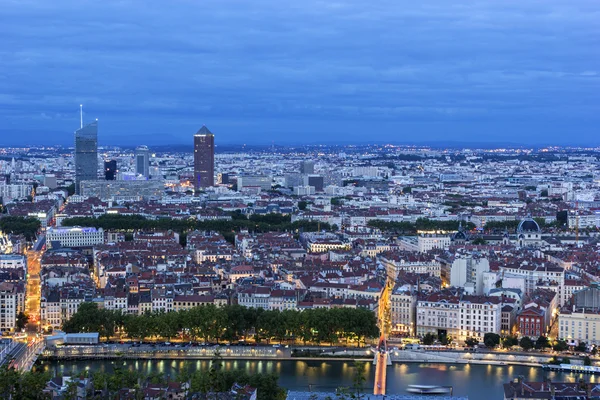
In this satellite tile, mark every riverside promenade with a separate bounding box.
[40,343,575,368]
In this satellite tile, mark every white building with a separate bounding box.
[0,254,26,272]
[416,294,460,338]
[499,263,564,297]
[391,290,417,335]
[416,293,502,341]
[0,282,25,332]
[559,309,600,345]
[418,234,451,253]
[458,296,502,341]
[450,255,490,295]
[238,175,272,191]
[46,226,105,249]
[0,184,33,203]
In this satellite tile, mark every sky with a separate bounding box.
[0,0,599,146]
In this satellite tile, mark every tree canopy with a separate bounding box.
[61,214,331,237]
[63,303,379,345]
[0,216,40,241]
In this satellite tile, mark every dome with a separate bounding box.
[452,223,470,242]
[517,217,541,233]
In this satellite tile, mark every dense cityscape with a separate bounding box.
[2,0,600,396]
[0,119,599,399]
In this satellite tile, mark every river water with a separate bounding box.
[38,359,600,398]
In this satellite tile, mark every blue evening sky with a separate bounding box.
[0,0,599,146]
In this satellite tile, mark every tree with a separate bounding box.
[584,356,592,366]
[535,335,550,350]
[422,333,436,345]
[297,201,308,210]
[440,335,453,346]
[483,333,500,348]
[520,336,534,351]
[15,312,29,331]
[471,237,487,245]
[540,189,548,197]
[0,216,41,241]
[553,340,569,352]
[0,365,50,400]
[576,341,588,353]
[350,361,367,399]
[502,336,519,349]
[464,337,478,348]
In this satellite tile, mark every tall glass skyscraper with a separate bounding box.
[194,126,215,190]
[74,121,98,194]
[135,145,150,178]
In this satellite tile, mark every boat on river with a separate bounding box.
[406,385,453,395]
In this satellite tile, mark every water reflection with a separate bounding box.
[39,360,600,398]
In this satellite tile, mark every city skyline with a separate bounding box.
[1,0,599,146]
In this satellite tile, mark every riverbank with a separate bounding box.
[37,358,582,399]
[40,343,583,370]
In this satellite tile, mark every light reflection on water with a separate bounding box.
[39,359,599,398]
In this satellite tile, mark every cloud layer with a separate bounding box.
[0,0,599,145]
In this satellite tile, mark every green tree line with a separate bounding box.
[61,213,331,240]
[0,365,50,400]
[63,303,379,346]
[0,216,41,241]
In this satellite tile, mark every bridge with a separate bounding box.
[373,272,394,395]
[0,339,45,372]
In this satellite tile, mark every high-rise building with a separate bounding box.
[194,126,215,189]
[304,175,324,192]
[300,160,315,174]
[104,160,117,180]
[74,121,98,194]
[135,145,150,178]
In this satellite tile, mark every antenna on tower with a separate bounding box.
[79,104,83,129]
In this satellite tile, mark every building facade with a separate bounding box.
[104,160,117,180]
[46,227,105,249]
[74,121,98,195]
[135,145,150,178]
[194,126,215,189]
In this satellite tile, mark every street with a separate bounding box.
[25,249,42,334]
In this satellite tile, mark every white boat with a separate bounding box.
[406,385,452,395]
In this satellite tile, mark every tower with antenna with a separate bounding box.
[74,104,99,194]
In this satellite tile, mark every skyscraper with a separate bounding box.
[300,160,315,174]
[135,145,150,178]
[74,120,98,194]
[104,160,117,180]
[194,126,215,189]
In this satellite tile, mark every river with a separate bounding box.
[38,359,600,398]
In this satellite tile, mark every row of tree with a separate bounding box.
[464,334,593,354]
[0,216,41,241]
[61,213,332,244]
[63,303,380,345]
[367,218,476,233]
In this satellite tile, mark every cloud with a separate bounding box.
[0,0,599,145]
